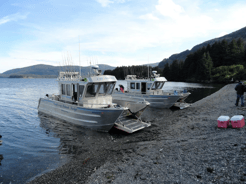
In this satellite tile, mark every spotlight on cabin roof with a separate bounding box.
[91,65,102,76]
[151,71,160,78]
[91,65,99,70]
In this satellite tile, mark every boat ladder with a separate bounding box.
[173,102,192,109]
[114,110,151,133]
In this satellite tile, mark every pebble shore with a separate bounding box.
[29,84,246,183]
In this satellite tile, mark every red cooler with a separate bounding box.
[217,116,230,128]
[230,115,245,128]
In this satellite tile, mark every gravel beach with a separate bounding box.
[28,83,246,184]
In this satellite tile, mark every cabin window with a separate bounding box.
[85,83,99,97]
[130,83,135,89]
[147,83,152,90]
[79,85,84,97]
[62,84,66,95]
[106,83,115,95]
[151,82,164,90]
[136,83,140,89]
[66,84,71,96]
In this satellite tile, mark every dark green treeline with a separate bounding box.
[104,65,161,80]
[104,38,246,83]
[164,38,246,83]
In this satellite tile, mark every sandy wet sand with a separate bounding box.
[29,83,246,183]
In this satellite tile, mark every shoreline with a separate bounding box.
[28,83,246,183]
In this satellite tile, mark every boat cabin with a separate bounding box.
[125,71,167,95]
[57,72,117,108]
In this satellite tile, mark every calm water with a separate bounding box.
[0,78,224,183]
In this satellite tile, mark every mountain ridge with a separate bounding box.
[158,26,246,68]
[0,64,116,78]
[0,62,160,78]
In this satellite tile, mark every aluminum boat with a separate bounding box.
[38,66,150,133]
[113,71,191,109]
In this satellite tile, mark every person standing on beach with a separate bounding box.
[235,81,245,107]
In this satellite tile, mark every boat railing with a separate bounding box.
[162,90,191,96]
[114,93,147,102]
[124,96,147,103]
[46,94,60,101]
[58,71,81,81]
[82,102,119,108]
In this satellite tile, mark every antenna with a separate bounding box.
[148,55,149,80]
[79,36,81,76]
[90,60,91,76]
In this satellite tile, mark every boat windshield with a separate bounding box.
[151,82,164,90]
[106,82,115,95]
[86,82,115,97]
[85,83,99,97]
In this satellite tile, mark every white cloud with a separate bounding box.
[139,13,159,20]
[156,0,184,19]
[96,0,127,7]
[96,0,113,7]
[0,12,28,25]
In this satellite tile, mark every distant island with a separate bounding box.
[0,64,116,78]
[0,62,160,79]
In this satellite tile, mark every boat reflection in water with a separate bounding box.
[38,113,124,157]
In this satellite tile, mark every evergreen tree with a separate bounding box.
[236,38,245,66]
[163,63,170,80]
[206,52,213,80]
[196,52,213,81]
[178,61,184,81]
[170,60,179,81]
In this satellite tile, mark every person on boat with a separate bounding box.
[119,85,124,93]
[235,81,246,107]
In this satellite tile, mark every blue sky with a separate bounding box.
[1,0,246,73]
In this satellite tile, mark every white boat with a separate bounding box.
[113,71,191,109]
[38,66,150,133]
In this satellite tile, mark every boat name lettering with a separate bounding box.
[54,103,64,108]
[71,107,77,111]
[63,105,69,109]
[53,103,70,110]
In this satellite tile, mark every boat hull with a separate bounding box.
[113,93,179,109]
[177,92,191,102]
[145,95,179,108]
[38,98,124,132]
[112,95,149,114]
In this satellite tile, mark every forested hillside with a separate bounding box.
[163,38,246,83]
[105,38,246,83]
[104,65,161,80]
[158,26,246,68]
